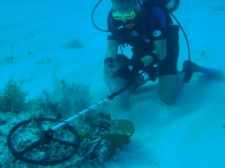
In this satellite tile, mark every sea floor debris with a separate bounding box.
[2,111,135,168]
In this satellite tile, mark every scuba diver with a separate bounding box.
[102,0,221,104]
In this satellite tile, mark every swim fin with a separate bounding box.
[195,64,222,76]
[182,60,223,83]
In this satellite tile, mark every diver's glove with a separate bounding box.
[103,57,115,77]
[104,57,114,68]
[128,58,144,74]
[112,66,132,80]
[112,58,144,80]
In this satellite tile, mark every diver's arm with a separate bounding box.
[153,39,167,60]
[140,55,154,67]
[145,6,167,63]
[138,39,167,66]
[105,39,119,59]
[139,39,166,67]
[104,40,119,75]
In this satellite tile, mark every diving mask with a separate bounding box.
[112,10,136,20]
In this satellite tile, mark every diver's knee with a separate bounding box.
[159,93,175,105]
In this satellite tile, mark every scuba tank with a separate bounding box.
[138,0,180,12]
[164,0,180,12]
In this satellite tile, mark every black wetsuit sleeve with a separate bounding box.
[146,6,168,41]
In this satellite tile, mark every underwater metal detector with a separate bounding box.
[7,82,131,166]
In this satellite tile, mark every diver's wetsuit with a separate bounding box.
[107,4,179,76]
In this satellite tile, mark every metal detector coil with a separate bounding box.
[7,82,131,165]
[7,118,80,165]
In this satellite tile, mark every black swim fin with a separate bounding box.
[182,60,222,83]
[195,64,222,76]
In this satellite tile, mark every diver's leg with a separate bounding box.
[175,71,185,95]
[158,72,185,104]
[157,51,183,104]
[158,75,177,104]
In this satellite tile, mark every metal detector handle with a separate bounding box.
[107,82,131,100]
[51,82,131,131]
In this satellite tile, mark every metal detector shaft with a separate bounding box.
[51,98,109,131]
[51,82,131,131]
